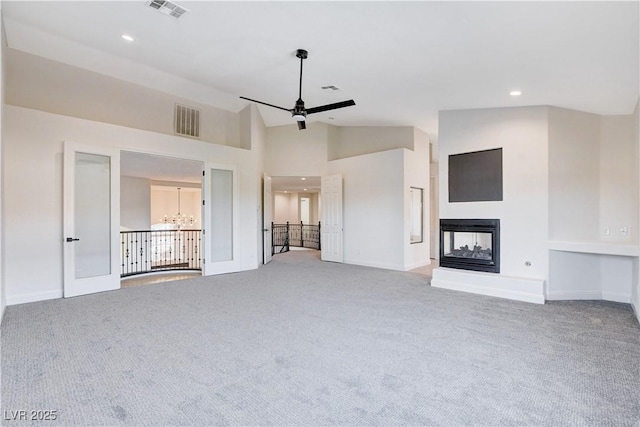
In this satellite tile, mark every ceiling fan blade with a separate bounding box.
[306,100,356,115]
[297,120,306,130]
[239,96,291,112]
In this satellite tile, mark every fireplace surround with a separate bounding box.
[439,219,500,273]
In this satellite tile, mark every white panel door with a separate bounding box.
[263,174,273,264]
[321,174,343,263]
[63,142,120,297]
[202,163,240,275]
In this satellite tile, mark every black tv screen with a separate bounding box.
[448,148,503,202]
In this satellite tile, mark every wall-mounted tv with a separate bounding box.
[448,148,503,202]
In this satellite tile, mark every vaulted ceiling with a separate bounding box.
[2,1,638,140]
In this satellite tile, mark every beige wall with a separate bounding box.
[150,185,201,229]
[273,192,319,225]
[328,126,415,161]
[5,49,243,148]
[265,123,330,177]
[273,192,296,224]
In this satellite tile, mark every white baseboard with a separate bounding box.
[601,291,631,304]
[344,258,406,271]
[404,259,432,271]
[547,290,631,304]
[431,268,545,304]
[547,290,603,300]
[7,290,63,306]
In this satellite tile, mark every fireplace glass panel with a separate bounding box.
[443,231,493,260]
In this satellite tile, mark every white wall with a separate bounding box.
[438,105,639,306]
[600,114,638,243]
[249,105,267,265]
[301,193,319,224]
[547,107,639,303]
[120,176,151,231]
[439,107,550,280]
[3,105,260,305]
[404,128,431,269]
[328,149,407,270]
[267,121,431,271]
[548,108,601,241]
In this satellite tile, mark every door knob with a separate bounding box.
[66,237,80,242]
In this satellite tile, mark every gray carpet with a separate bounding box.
[2,250,639,426]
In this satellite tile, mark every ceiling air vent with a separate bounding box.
[175,104,200,139]
[146,0,189,19]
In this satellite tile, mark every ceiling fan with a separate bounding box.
[240,49,356,130]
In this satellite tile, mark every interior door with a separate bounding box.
[63,142,120,298]
[321,174,343,263]
[263,174,273,264]
[202,163,240,275]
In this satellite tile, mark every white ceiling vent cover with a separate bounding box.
[175,104,200,139]
[146,0,189,19]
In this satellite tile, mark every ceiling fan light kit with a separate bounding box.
[240,49,355,130]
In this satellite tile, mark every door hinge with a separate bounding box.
[202,170,205,176]
[202,200,205,206]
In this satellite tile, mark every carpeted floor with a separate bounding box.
[2,250,639,426]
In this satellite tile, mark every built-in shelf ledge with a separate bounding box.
[548,240,639,257]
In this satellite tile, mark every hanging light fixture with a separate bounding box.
[160,187,196,229]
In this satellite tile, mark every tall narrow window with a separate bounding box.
[410,187,424,244]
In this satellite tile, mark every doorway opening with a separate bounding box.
[269,176,321,257]
[120,150,204,287]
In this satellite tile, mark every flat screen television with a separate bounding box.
[448,148,503,202]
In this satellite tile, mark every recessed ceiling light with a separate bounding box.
[304,188,307,191]
[510,90,522,96]
[284,191,288,193]
[301,177,306,181]
[121,34,135,42]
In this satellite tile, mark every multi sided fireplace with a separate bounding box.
[439,219,500,273]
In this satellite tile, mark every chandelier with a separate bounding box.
[161,187,196,229]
